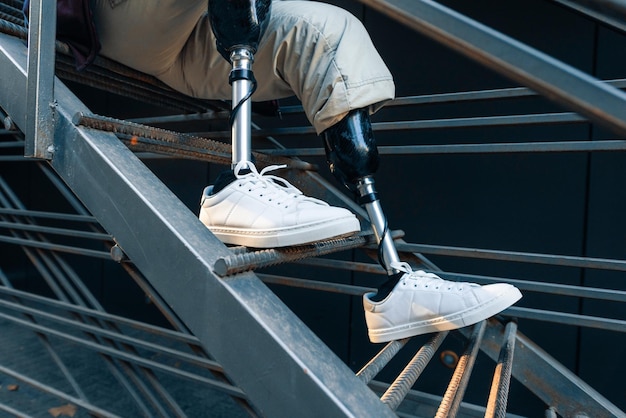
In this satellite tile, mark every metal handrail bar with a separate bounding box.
[374,139,626,155]
[506,306,626,333]
[394,241,626,272]
[259,139,626,157]
[279,79,626,113]
[0,234,111,259]
[0,208,97,223]
[128,86,545,121]
[292,258,626,302]
[440,271,626,303]
[197,112,587,139]
[0,220,112,240]
[0,156,30,161]
[0,297,223,372]
[132,78,626,123]
[0,310,247,398]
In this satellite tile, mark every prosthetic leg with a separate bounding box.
[208,0,271,168]
[323,109,404,295]
[324,110,522,341]
[200,0,361,248]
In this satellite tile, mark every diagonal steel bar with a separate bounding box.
[356,0,626,136]
[0,32,395,418]
[549,0,626,34]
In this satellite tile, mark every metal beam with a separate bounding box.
[550,0,626,34]
[357,0,626,136]
[0,32,395,418]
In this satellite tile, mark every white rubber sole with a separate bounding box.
[367,286,522,343]
[205,215,361,248]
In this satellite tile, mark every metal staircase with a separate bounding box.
[1,0,625,417]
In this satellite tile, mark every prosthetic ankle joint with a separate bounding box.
[323,109,401,274]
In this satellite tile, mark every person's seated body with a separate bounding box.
[53,0,521,343]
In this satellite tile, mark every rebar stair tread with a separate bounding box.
[1,1,626,417]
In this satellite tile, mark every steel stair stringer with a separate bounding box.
[0,31,397,418]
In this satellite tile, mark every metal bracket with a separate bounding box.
[25,0,57,159]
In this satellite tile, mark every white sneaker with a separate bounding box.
[363,262,522,343]
[199,161,361,248]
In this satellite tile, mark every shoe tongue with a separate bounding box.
[211,169,237,195]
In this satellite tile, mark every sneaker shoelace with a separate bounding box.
[233,161,328,208]
[389,261,477,291]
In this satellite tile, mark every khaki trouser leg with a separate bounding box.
[92,0,394,133]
